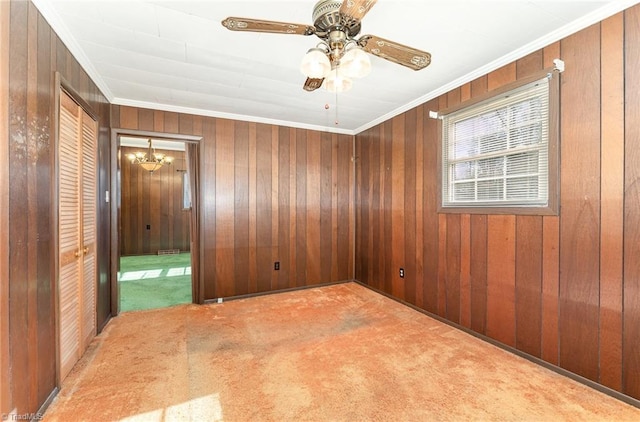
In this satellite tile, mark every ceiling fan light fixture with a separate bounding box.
[300,47,331,78]
[341,47,371,78]
[222,0,432,93]
[325,66,353,93]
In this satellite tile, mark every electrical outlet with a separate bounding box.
[399,268,404,278]
[274,261,280,271]
[146,224,151,230]
[217,298,223,304]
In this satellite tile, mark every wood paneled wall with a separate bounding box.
[120,147,190,255]
[112,107,354,300]
[0,1,11,416]
[355,9,640,401]
[1,0,112,417]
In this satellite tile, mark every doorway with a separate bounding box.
[118,136,191,311]
[110,130,203,316]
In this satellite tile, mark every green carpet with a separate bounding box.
[119,253,192,312]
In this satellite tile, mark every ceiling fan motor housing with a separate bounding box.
[312,0,362,38]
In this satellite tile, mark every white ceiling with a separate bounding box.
[33,0,638,135]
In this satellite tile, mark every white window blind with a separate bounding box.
[442,76,550,208]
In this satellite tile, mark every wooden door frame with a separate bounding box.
[110,128,203,316]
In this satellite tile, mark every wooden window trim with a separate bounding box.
[437,67,560,216]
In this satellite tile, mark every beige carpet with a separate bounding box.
[43,282,640,421]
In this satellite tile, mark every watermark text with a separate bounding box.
[1,413,43,421]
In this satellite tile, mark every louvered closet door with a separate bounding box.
[58,90,97,382]
[58,91,81,381]
[81,108,97,350]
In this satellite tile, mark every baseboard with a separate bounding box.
[35,386,59,420]
[204,279,353,304]
[354,280,640,410]
[97,314,112,334]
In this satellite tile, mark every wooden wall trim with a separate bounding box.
[109,126,118,316]
[52,72,62,388]
[111,127,201,142]
[0,0,10,415]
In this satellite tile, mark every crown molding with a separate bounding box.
[32,0,115,101]
[33,0,638,137]
[354,0,639,135]
[112,97,356,135]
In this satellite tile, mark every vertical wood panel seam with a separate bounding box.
[620,9,626,391]
[539,218,543,356]
[515,217,519,347]
[598,21,603,382]
[352,134,356,280]
[556,40,563,369]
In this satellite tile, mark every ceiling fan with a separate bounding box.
[221,0,431,93]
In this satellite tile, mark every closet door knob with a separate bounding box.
[83,247,89,255]
[74,250,81,258]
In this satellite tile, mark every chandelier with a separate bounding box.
[126,139,173,174]
[299,30,371,93]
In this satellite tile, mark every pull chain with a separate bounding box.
[334,65,339,126]
[335,86,339,126]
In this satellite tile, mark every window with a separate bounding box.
[440,75,557,214]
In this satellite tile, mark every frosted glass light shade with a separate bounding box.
[300,48,331,78]
[127,139,173,174]
[325,66,353,93]
[341,47,371,78]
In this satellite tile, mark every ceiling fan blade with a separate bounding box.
[359,35,431,71]
[221,17,315,36]
[339,0,378,21]
[303,77,324,92]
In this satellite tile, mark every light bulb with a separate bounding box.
[341,47,371,78]
[325,66,352,93]
[300,48,331,78]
